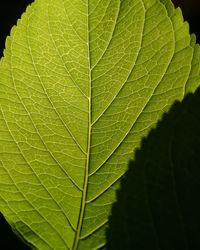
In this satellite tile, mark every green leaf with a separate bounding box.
[0,0,199,249]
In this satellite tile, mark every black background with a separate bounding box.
[107,88,200,250]
[0,0,199,249]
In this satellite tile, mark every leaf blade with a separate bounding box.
[0,0,199,249]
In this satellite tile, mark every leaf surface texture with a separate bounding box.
[0,0,199,249]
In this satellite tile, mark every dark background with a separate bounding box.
[0,0,34,57]
[0,0,199,249]
[107,88,200,250]
[173,0,200,40]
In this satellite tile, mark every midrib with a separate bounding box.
[72,1,91,249]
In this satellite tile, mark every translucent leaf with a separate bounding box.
[0,0,199,249]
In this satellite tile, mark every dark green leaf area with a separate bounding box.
[107,87,200,250]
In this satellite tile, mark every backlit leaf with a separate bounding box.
[0,0,199,249]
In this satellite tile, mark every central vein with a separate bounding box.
[73,1,91,249]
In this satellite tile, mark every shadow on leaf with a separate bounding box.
[0,213,31,249]
[107,88,200,250]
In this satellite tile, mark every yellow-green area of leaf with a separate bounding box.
[0,0,199,249]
